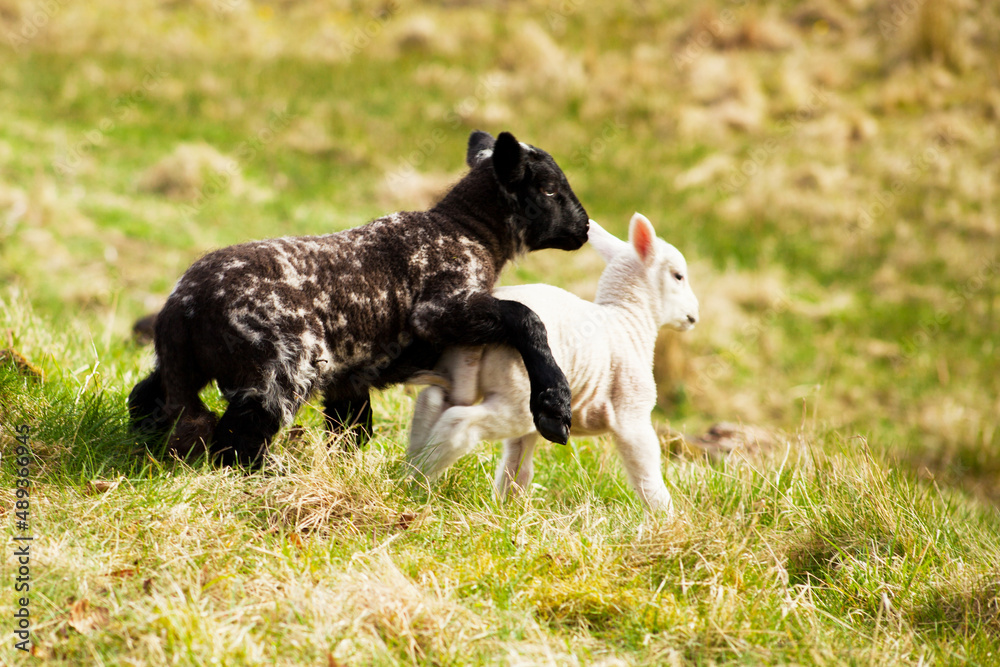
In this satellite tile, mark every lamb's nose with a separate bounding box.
[687,314,697,324]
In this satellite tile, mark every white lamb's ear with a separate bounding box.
[587,219,629,263]
[629,212,657,266]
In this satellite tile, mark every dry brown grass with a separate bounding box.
[137,143,247,202]
[257,439,418,537]
[332,555,488,663]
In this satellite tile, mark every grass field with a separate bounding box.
[2,0,999,664]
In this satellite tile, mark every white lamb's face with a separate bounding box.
[653,239,699,332]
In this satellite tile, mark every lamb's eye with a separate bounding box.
[541,186,557,197]
[673,272,684,281]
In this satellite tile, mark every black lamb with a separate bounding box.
[128,130,590,467]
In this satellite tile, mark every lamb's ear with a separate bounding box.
[628,212,657,266]
[466,130,495,167]
[588,219,630,263]
[492,131,525,188]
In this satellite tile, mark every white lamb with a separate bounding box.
[405,213,699,514]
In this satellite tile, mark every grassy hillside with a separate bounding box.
[1,0,998,664]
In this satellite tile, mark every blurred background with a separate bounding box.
[1,0,997,499]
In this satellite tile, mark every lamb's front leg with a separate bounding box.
[323,392,373,448]
[408,345,481,463]
[611,422,674,515]
[412,293,572,445]
[493,433,538,501]
[497,299,572,445]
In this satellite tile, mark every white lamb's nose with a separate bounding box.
[687,314,697,324]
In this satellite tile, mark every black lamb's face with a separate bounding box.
[467,131,590,252]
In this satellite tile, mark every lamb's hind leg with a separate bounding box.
[212,394,283,468]
[408,396,531,482]
[408,347,484,461]
[128,368,215,458]
[493,433,538,501]
[128,368,172,444]
[448,346,483,405]
[408,385,446,462]
[151,361,216,460]
[145,304,217,459]
[129,368,215,458]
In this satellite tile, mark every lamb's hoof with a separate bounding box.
[166,413,217,460]
[536,415,569,445]
[210,446,265,472]
[532,387,571,445]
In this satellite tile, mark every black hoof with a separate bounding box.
[211,445,265,471]
[536,414,570,445]
[324,394,373,450]
[531,386,572,445]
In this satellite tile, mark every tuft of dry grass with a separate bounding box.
[136,143,247,202]
[256,437,420,537]
[910,0,966,71]
[333,554,488,663]
[913,578,1000,638]
[376,169,456,211]
[0,346,43,380]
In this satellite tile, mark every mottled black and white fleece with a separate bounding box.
[129,131,590,466]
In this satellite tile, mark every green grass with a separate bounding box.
[2,0,1000,663]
